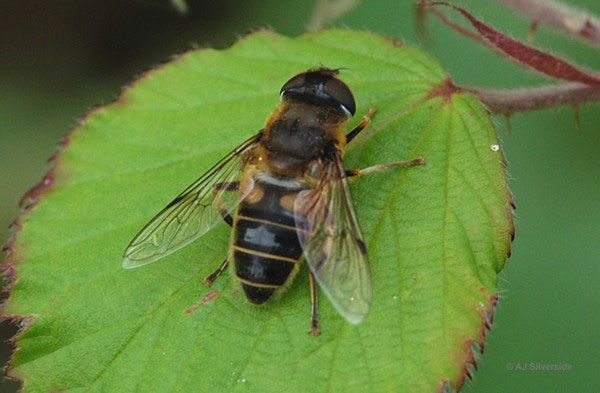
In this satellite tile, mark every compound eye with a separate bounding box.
[323,78,356,116]
[280,69,356,117]
[280,74,307,97]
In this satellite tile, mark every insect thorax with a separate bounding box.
[263,101,347,167]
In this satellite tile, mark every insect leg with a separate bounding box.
[308,272,321,336]
[212,181,240,226]
[203,181,238,286]
[345,157,426,178]
[204,257,229,286]
[346,108,377,143]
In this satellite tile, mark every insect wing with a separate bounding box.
[122,133,260,268]
[294,158,372,324]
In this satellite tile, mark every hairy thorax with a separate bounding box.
[260,101,347,177]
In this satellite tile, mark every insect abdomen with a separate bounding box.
[233,181,304,304]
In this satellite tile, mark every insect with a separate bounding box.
[123,68,425,334]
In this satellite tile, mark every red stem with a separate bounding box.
[464,82,600,115]
[497,0,600,47]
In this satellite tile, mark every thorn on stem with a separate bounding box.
[415,2,430,40]
[527,20,540,43]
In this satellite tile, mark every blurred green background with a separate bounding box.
[1,1,598,392]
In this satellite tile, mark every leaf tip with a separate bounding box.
[505,193,516,257]
[444,292,498,391]
[457,342,478,388]
[18,105,87,210]
[0,77,94,385]
[0,264,15,297]
[18,173,55,209]
[0,308,36,384]
[437,379,456,393]
[1,225,19,309]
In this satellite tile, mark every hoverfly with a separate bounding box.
[123,68,425,335]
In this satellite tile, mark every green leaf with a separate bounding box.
[2,29,512,392]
